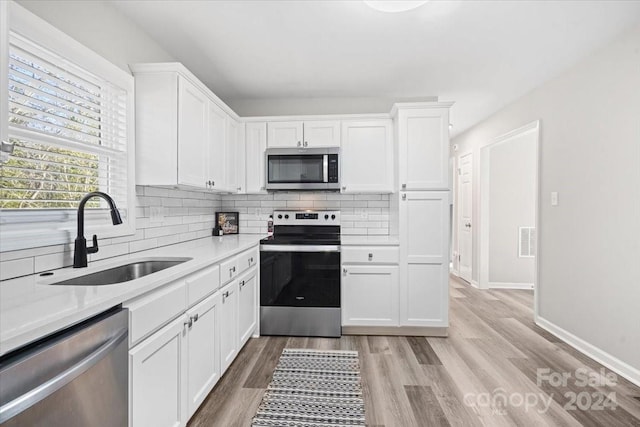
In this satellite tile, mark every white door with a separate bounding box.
[397,107,450,191]
[267,121,303,148]
[303,120,341,147]
[342,265,399,326]
[219,281,238,374]
[340,120,393,193]
[399,191,450,327]
[130,316,187,427]
[177,77,208,188]
[458,153,473,282]
[245,122,267,193]
[208,101,227,191]
[225,119,239,192]
[237,268,257,347]
[186,292,221,418]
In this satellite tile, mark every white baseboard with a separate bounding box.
[470,279,480,289]
[488,282,534,290]
[536,316,640,388]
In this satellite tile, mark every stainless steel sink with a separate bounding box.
[49,257,192,286]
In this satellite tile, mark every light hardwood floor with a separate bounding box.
[189,276,640,426]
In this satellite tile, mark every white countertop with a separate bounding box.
[340,235,400,246]
[0,235,263,356]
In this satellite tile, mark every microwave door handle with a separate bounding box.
[323,155,328,183]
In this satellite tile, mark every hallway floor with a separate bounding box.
[189,277,640,426]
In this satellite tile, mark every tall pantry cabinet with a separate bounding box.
[392,102,452,334]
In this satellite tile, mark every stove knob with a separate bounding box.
[284,214,289,219]
[278,214,283,219]
[324,214,329,220]
[331,214,336,220]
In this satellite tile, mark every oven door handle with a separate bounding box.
[260,244,341,253]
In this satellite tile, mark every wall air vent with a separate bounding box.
[519,227,536,258]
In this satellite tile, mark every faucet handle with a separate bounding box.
[87,235,99,254]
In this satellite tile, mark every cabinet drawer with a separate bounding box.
[237,247,259,275]
[126,280,187,347]
[220,256,239,285]
[186,264,220,307]
[342,246,399,264]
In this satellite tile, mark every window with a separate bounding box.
[0,3,135,251]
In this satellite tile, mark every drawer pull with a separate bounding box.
[184,318,193,328]
[240,280,245,288]
[368,253,373,261]
[343,268,348,275]
[191,314,199,323]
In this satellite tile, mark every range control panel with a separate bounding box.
[272,210,340,226]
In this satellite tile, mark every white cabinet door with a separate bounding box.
[303,120,341,147]
[267,121,303,148]
[186,292,221,418]
[177,76,208,188]
[219,281,238,374]
[342,265,399,326]
[399,191,450,327]
[397,107,450,191]
[341,120,393,193]
[130,315,188,427]
[225,119,240,192]
[237,268,257,347]
[245,122,267,193]
[208,101,227,192]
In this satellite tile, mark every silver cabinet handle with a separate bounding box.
[343,268,348,275]
[237,187,241,191]
[0,327,127,422]
[240,280,245,288]
[297,141,301,147]
[304,141,308,147]
[233,266,236,272]
[212,180,215,187]
[184,318,193,328]
[342,186,346,191]
[402,183,407,189]
[368,253,373,261]
[192,314,199,323]
[402,193,407,200]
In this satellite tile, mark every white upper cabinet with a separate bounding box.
[267,121,304,148]
[341,120,393,193]
[244,122,267,193]
[396,106,451,191]
[208,101,227,192]
[131,63,241,193]
[267,120,340,148]
[177,77,208,188]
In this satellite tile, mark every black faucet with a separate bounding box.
[73,191,123,268]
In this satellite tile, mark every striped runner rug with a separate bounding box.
[251,349,366,427]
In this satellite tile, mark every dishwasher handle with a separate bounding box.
[0,327,127,423]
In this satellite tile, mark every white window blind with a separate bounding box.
[3,33,128,209]
[1,4,135,252]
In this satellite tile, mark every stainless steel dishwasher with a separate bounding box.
[0,306,128,427]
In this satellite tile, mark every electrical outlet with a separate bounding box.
[150,206,164,222]
[551,192,559,207]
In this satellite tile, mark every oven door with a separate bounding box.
[259,245,341,337]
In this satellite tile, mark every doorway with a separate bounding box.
[479,121,539,290]
[456,152,473,283]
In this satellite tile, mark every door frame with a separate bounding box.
[478,121,540,294]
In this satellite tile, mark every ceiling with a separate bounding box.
[111,0,640,136]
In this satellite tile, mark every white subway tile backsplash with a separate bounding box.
[1,258,35,280]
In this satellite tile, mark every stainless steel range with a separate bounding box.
[259,210,341,337]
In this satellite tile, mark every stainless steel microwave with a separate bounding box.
[265,147,340,191]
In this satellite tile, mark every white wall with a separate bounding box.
[487,132,536,285]
[15,0,174,72]
[452,26,640,378]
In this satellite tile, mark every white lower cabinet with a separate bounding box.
[186,292,221,418]
[129,315,187,427]
[238,267,258,347]
[399,191,450,327]
[219,280,239,374]
[342,265,399,326]
[128,244,260,426]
